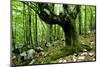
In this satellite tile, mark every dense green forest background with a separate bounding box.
[12,1,96,66]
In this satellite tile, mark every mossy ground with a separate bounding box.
[13,33,96,65]
[34,33,96,64]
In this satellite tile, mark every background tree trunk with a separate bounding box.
[84,6,87,35]
[90,8,93,32]
[35,13,38,46]
[79,9,82,34]
[48,25,52,43]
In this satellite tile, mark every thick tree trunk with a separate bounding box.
[61,21,79,53]
[35,3,80,53]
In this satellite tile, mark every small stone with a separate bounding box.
[27,49,36,59]
[83,49,87,52]
[63,60,67,63]
[78,56,85,60]
[65,56,73,62]
[73,53,77,56]
[81,52,88,56]
[13,56,16,59]
[44,53,47,57]
[87,31,91,34]
[89,52,94,56]
[20,51,27,60]
[73,55,77,62]
[20,52,27,57]
[39,52,45,56]
[90,42,95,45]
[37,47,44,51]
[58,59,63,63]
[92,58,95,61]
[45,42,52,48]
[82,42,85,45]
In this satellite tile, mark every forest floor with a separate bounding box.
[13,33,96,65]
[33,33,96,64]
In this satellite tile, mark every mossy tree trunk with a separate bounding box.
[61,19,79,53]
[23,2,81,53]
[37,4,80,53]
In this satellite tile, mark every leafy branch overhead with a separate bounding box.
[37,3,81,25]
[22,2,80,26]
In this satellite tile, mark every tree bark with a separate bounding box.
[84,6,87,35]
[79,10,82,34]
[61,19,79,53]
[90,7,93,32]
